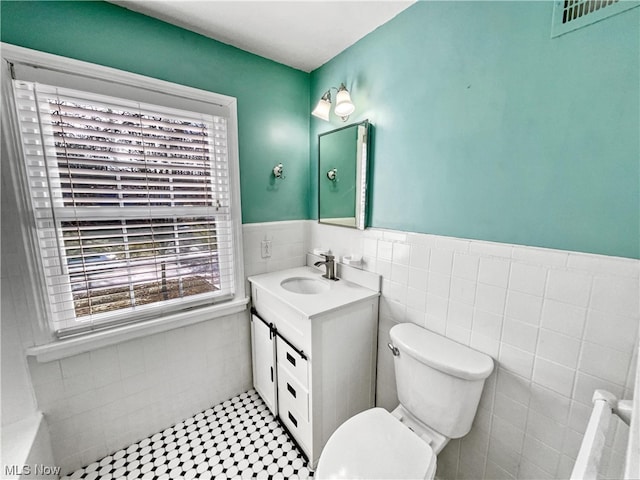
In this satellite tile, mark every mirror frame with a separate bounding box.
[317,119,370,230]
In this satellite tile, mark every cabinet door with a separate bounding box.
[250,314,277,415]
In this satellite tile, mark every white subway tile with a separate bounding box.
[429,248,454,274]
[406,287,427,313]
[584,309,639,353]
[28,358,63,386]
[392,242,411,266]
[362,237,378,257]
[567,253,639,278]
[435,237,469,252]
[495,369,531,408]
[424,314,446,335]
[409,244,430,270]
[512,246,568,268]
[470,332,501,358]
[33,378,66,407]
[60,352,93,378]
[445,324,471,345]
[590,275,639,318]
[529,383,571,425]
[427,271,451,298]
[407,267,428,291]
[562,427,584,459]
[377,240,393,261]
[502,318,538,353]
[540,299,586,338]
[407,231,437,247]
[426,293,448,321]
[521,435,561,475]
[470,240,513,259]
[405,306,425,326]
[476,283,507,315]
[374,258,392,279]
[379,297,407,322]
[505,291,543,326]
[117,340,146,379]
[472,309,503,340]
[448,300,474,329]
[450,276,476,304]
[525,409,565,451]
[573,372,625,408]
[390,263,409,285]
[536,329,581,369]
[491,415,525,453]
[568,399,594,434]
[519,458,555,480]
[478,257,511,288]
[494,392,528,430]
[381,279,407,304]
[532,357,575,397]
[509,263,547,297]
[488,437,521,477]
[499,344,534,379]
[579,342,632,386]
[546,269,592,307]
[484,459,515,480]
[383,230,408,243]
[453,253,480,281]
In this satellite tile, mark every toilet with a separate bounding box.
[315,322,494,479]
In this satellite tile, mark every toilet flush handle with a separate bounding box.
[387,343,399,356]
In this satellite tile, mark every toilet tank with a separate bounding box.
[389,323,494,439]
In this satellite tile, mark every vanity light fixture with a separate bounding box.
[312,83,355,122]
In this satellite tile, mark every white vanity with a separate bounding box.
[248,261,380,468]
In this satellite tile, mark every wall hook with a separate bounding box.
[273,163,285,179]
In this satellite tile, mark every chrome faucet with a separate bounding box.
[314,253,338,280]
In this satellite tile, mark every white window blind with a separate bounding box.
[13,80,236,337]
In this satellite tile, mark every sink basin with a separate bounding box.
[280,277,330,295]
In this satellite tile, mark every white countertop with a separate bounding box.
[248,266,379,318]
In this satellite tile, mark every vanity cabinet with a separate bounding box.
[249,266,379,469]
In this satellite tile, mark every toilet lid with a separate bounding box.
[315,408,436,480]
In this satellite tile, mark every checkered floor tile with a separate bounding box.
[62,389,313,479]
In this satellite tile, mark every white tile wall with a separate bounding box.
[3,217,637,479]
[306,221,639,480]
[1,162,39,427]
[15,221,306,475]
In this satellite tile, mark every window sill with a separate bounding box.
[26,296,250,363]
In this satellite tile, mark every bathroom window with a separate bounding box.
[6,50,243,338]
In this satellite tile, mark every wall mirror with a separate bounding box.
[318,120,370,230]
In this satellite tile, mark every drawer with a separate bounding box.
[276,336,308,387]
[277,362,309,421]
[279,400,312,457]
[251,286,311,354]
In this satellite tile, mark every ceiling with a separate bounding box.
[109,1,416,72]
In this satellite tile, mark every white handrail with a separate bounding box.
[570,390,633,480]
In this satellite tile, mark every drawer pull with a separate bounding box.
[288,411,298,427]
[287,383,297,398]
[286,352,297,367]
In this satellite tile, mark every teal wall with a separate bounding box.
[3,1,638,258]
[0,0,310,224]
[310,1,639,259]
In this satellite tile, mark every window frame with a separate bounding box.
[1,43,247,355]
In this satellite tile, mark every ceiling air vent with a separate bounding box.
[551,0,639,37]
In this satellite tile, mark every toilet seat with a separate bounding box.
[315,408,437,480]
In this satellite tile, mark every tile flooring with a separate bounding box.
[61,389,313,479]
